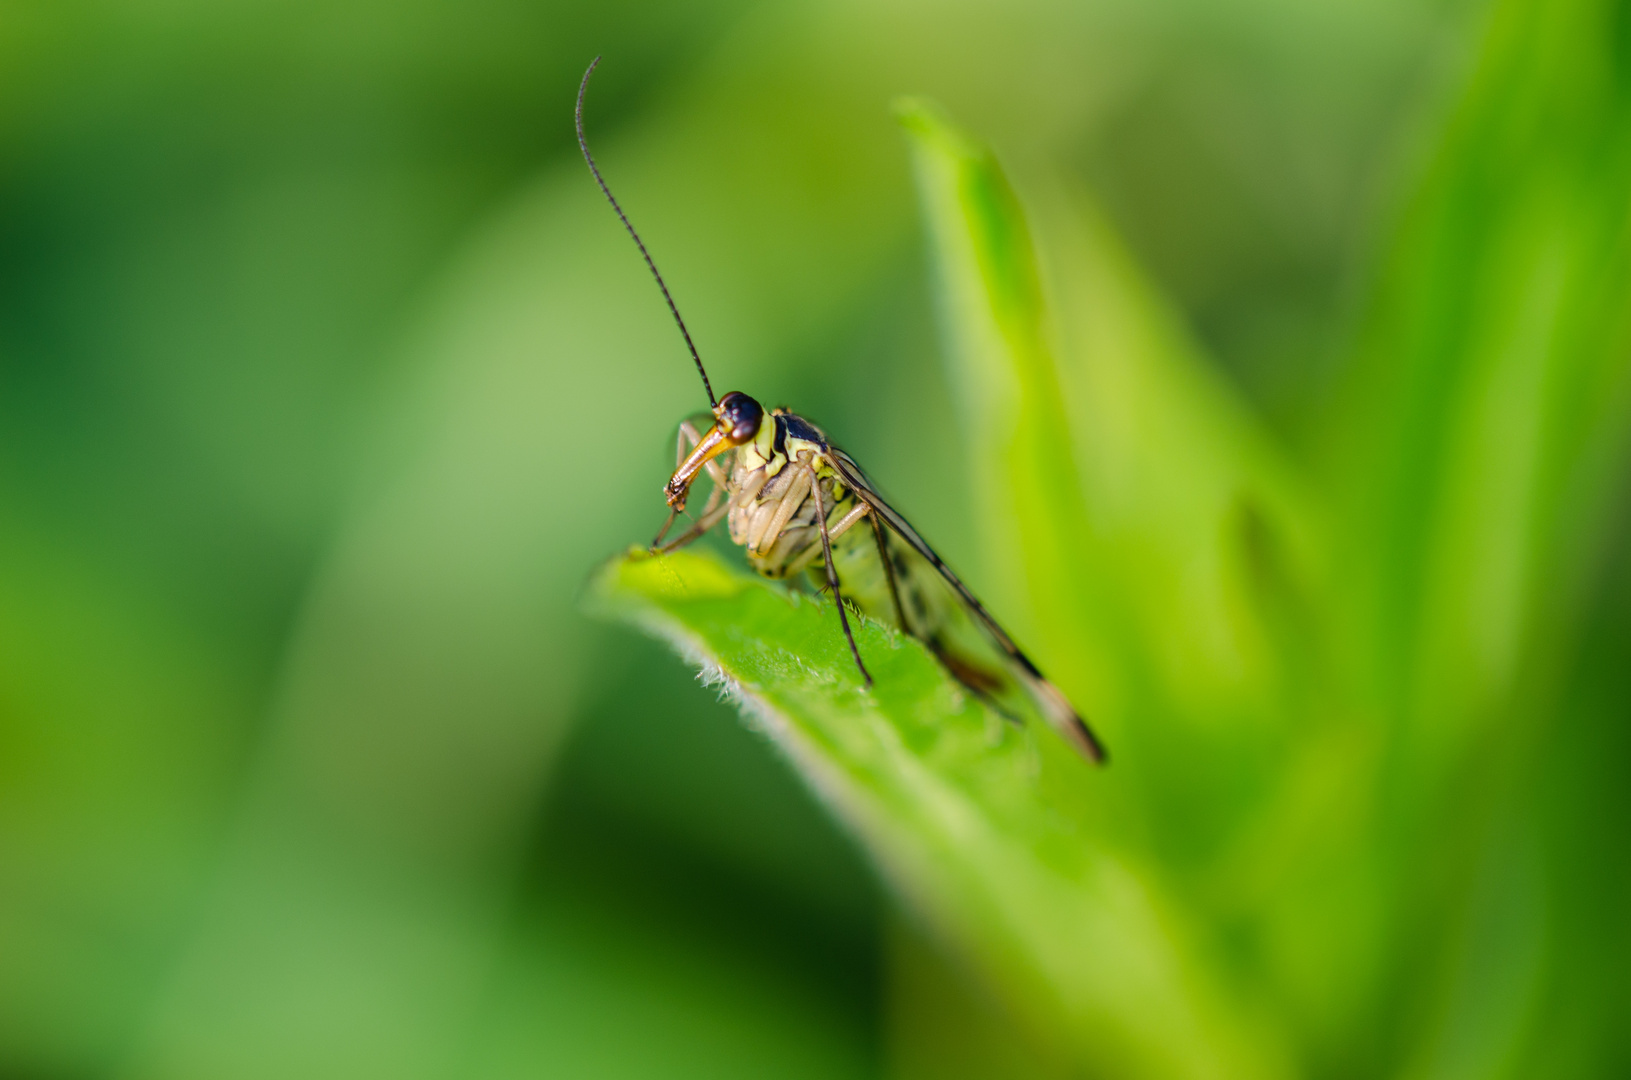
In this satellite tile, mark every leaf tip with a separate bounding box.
[582,547,755,624]
[893,96,981,161]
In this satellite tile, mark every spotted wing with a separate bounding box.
[828,449,1106,764]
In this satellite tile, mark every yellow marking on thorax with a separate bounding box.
[737,420,783,477]
[735,414,845,495]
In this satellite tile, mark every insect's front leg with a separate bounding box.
[748,468,812,555]
[652,497,732,555]
[654,419,732,547]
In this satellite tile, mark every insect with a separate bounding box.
[576,58,1106,764]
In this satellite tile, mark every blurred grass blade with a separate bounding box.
[1025,175,1385,1053]
[589,549,1291,1078]
[1336,0,1631,773]
[897,99,1318,798]
[899,100,1349,1027]
[895,99,1105,693]
[1330,0,1631,1072]
[1037,187,1318,731]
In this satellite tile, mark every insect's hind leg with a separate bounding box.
[805,463,872,687]
[870,512,911,636]
[781,500,870,577]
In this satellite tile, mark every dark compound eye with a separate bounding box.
[717,391,763,443]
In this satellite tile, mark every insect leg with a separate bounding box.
[652,510,680,547]
[826,501,871,540]
[674,421,695,469]
[870,511,911,635]
[749,468,811,554]
[653,497,731,555]
[806,463,872,687]
[653,480,723,548]
[655,421,729,547]
[783,501,871,577]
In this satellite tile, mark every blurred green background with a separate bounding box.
[4,0,1630,1077]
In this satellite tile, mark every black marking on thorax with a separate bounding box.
[778,412,827,448]
[771,413,788,458]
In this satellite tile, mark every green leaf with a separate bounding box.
[587,548,1292,1079]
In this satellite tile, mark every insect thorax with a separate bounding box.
[725,414,863,580]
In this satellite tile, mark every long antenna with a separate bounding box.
[576,57,716,408]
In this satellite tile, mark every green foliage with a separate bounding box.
[590,548,1286,1077]
[593,3,1631,1073]
[5,0,1630,1076]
